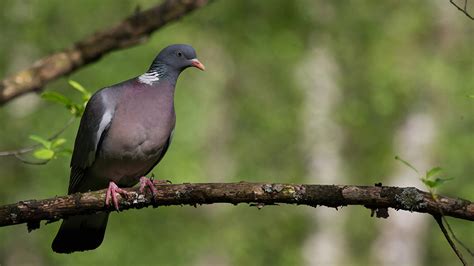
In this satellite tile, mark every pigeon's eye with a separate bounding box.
[177,51,183,57]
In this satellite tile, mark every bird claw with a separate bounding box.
[139,176,171,196]
[139,176,160,197]
[105,181,129,211]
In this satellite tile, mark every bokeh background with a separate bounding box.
[0,0,473,265]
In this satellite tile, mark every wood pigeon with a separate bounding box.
[51,44,205,253]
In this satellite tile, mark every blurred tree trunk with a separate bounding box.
[297,47,349,266]
[371,113,436,266]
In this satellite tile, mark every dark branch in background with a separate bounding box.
[442,215,474,257]
[450,0,474,20]
[1,182,473,228]
[0,0,210,105]
[434,215,468,266]
[430,194,474,264]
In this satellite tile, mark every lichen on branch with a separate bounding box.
[0,182,472,229]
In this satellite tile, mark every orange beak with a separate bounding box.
[190,58,205,71]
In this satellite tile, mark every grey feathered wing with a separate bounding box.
[69,91,114,193]
[52,90,114,253]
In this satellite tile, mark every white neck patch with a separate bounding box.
[138,71,160,85]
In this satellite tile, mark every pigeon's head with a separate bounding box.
[154,44,205,72]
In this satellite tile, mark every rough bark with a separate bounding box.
[0,0,209,105]
[0,183,472,229]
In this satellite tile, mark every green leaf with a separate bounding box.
[432,177,454,187]
[56,149,73,157]
[421,176,453,188]
[67,103,84,117]
[42,89,87,117]
[395,155,419,174]
[68,80,91,101]
[421,178,436,188]
[426,167,442,179]
[33,148,55,160]
[51,138,67,149]
[41,91,73,106]
[29,135,52,149]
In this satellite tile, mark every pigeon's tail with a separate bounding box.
[52,213,109,253]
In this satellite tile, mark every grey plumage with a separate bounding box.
[52,44,204,253]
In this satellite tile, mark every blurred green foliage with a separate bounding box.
[0,0,473,265]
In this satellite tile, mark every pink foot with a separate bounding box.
[139,176,159,197]
[105,181,129,211]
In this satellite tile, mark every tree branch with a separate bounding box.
[0,117,75,157]
[433,215,468,266]
[1,182,473,228]
[0,0,210,105]
[450,0,474,20]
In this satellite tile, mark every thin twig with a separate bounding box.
[0,117,75,156]
[434,215,468,266]
[442,216,474,257]
[13,154,50,165]
[430,191,473,264]
[450,0,474,20]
